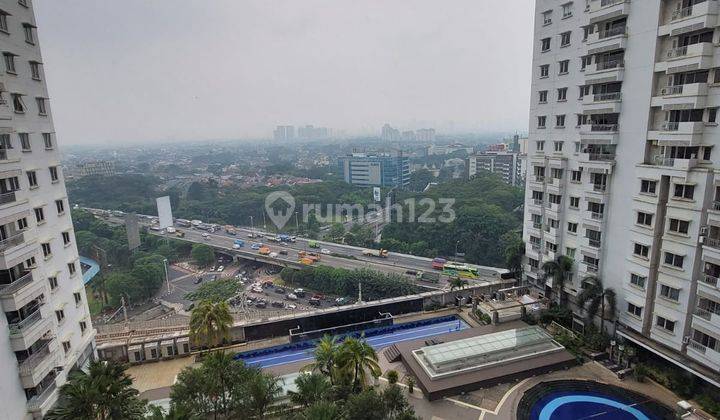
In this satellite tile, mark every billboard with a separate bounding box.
[156,196,173,229]
[125,213,141,251]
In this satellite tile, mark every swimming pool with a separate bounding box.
[235,315,469,369]
[517,380,676,420]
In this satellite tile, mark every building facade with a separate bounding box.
[0,1,95,417]
[273,125,295,141]
[467,151,524,186]
[78,160,115,177]
[525,0,720,386]
[338,152,410,188]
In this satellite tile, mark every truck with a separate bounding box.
[259,246,271,255]
[297,251,321,262]
[299,257,315,265]
[362,248,389,258]
[225,225,237,235]
[175,219,192,228]
[308,240,319,248]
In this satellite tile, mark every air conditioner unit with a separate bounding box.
[682,336,691,344]
[699,236,706,244]
[700,226,709,236]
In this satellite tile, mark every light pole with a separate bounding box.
[163,258,170,294]
[250,215,254,235]
[295,211,299,231]
[455,240,460,260]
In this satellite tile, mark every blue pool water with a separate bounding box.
[536,394,651,420]
[235,315,469,369]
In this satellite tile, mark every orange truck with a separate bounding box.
[299,257,315,265]
[259,246,271,255]
[297,251,321,262]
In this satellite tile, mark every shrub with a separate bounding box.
[405,377,415,394]
[633,363,648,383]
[386,370,399,384]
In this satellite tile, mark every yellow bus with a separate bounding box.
[442,262,479,279]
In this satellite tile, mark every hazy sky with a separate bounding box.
[36,1,534,145]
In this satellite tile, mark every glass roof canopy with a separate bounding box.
[412,326,564,379]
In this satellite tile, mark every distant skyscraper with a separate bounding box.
[0,1,96,417]
[401,131,416,141]
[338,152,410,188]
[273,125,295,141]
[416,128,436,142]
[298,125,330,139]
[381,124,401,141]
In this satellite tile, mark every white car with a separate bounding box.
[166,227,176,234]
[217,265,224,272]
[321,248,331,255]
[286,304,297,310]
[233,244,241,249]
[201,232,210,239]
[269,252,278,258]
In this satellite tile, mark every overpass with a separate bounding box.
[86,208,510,288]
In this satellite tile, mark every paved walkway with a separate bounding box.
[127,357,195,394]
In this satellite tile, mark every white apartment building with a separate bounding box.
[467,151,524,186]
[0,1,95,418]
[525,0,720,387]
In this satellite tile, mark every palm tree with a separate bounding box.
[541,255,574,303]
[46,360,146,420]
[337,337,382,391]
[288,373,331,408]
[449,277,469,291]
[245,371,282,419]
[577,276,617,332]
[297,401,341,420]
[302,335,339,382]
[189,300,233,349]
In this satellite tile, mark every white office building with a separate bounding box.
[0,1,95,417]
[525,0,720,386]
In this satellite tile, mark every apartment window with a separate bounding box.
[17,217,27,230]
[636,212,653,227]
[556,115,566,128]
[630,274,646,289]
[62,341,71,354]
[0,133,11,150]
[0,10,8,33]
[575,141,581,152]
[547,242,558,253]
[664,252,684,268]
[62,231,71,245]
[567,222,578,233]
[49,166,59,182]
[559,60,569,74]
[709,108,718,123]
[627,302,643,318]
[42,133,52,149]
[569,196,580,209]
[542,10,552,25]
[560,31,571,47]
[22,23,34,44]
[25,256,35,268]
[703,146,712,161]
[673,183,695,200]
[48,276,58,290]
[553,141,564,152]
[660,284,680,301]
[640,180,657,195]
[11,93,24,113]
[536,141,545,151]
[566,247,576,258]
[55,309,65,323]
[571,170,582,182]
[26,170,37,188]
[80,321,87,334]
[668,218,689,234]
[29,61,40,80]
[561,2,573,18]
[56,199,65,214]
[539,90,548,103]
[41,242,51,258]
[581,56,591,70]
[73,291,82,305]
[540,64,549,78]
[656,316,676,333]
[548,194,561,205]
[633,243,649,258]
[36,97,46,115]
[3,52,15,74]
[68,261,76,275]
[579,85,590,99]
[19,133,30,151]
[557,87,567,101]
[550,168,563,179]
[541,37,551,52]
[548,218,560,229]
[538,116,546,128]
[34,206,44,223]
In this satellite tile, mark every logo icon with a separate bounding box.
[264,191,295,230]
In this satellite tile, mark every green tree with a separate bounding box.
[327,222,346,242]
[343,388,387,420]
[46,360,146,420]
[71,209,97,231]
[407,168,435,192]
[541,255,574,304]
[577,276,617,333]
[245,371,282,419]
[296,401,341,420]
[189,300,233,349]
[337,337,382,391]
[449,277,469,291]
[502,231,524,274]
[288,373,332,408]
[302,335,340,383]
[191,244,215,267]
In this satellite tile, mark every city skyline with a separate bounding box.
[35,0,533,145]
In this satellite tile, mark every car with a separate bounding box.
[293,288,305,297]
[286,304,297,310]
[233,244,242,249]
[252,286,263,293]
[311,294,326,300]
[255,301,267,308]
[320,248,331,255]
[274,287,286,294]
[251,243,262,250]
[193,277,203,285]
[234,239,245,247]
[271,301,284,308]
[279,250,288,256]
[269,252,278,258]
[247,233,255,238]
[335,297,349,306]
[166,227,176,234]
[201,232,210,239]
[308,298,321,307]
[217,265,224,272]
[286,293,298,301]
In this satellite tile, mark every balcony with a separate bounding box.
[582,92,622,114]
[591,183,608,193]
[587,211,605,222]
[580,124,619,143]
[585,26,627,55]
[693,307,720,336]
[0,231,37,271]
[651,83,708,109]
[18,341,61,388]
[8,308,52,351]
[588,0,630,24]
[585,59,624,83]
[531,175,546,185]
[531,198,544,207]
[0,272,40,311]
[659,0,719,36]
[27,379,58,415]
[647,121,705,145]
[657,43,714,73]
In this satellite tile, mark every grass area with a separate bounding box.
[85,285,104,316]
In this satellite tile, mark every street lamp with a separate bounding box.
[455,240,461,259]
[163,259,170,294]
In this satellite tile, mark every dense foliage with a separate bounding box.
[380,172,524,267]
[280,266,420,300]
[185,278,241,302]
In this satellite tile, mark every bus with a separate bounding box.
[442,262,479,279]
